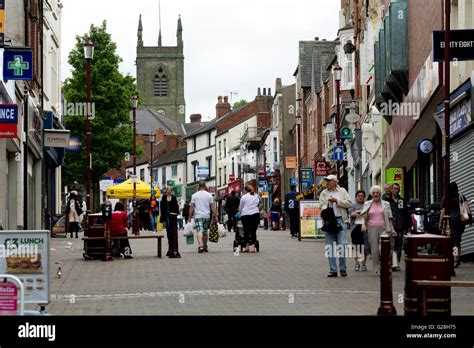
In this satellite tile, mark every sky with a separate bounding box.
[61,0,341,121]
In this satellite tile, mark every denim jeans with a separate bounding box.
[324,217,347,273]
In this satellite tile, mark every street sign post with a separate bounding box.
[333,146,344,161]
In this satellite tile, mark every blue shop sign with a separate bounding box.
[3,48,33,80]
[450,98,472,137]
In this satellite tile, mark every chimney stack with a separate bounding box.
[155,128,165,143]
[190,114,202,123]
[258,88,261,96]
[216,95,231,118]
[275,78,282,92]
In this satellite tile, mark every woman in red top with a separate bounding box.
[110,202,133,259]
[149,194,159,233]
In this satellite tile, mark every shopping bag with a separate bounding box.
[217,223,227,238]
[186,234,195,245]
[209,222,219,243]
[183,222,194,237]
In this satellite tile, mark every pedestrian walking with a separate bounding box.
[161,187,180,256]
[270,198,282,230]
[440,182,471,268]
[110,202,133,259]
[149,194,159,233]
[65,191,82,238]
[349,190,368,272]
[356,185,396,275]
[320,175,352,277]
[183,200,190,224]
[177,198,185,230]
[239,184,260,253]
[225,190,240,232]
[188,181,217,253]
[391,183,409,271]
[285,184,299,238]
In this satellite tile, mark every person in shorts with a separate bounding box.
[188,181,217,253]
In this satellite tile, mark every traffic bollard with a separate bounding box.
[377,233,396,315]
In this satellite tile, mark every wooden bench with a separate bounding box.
[412,280,474,316]
[82,234,165,258]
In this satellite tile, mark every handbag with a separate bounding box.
[459,194,472,224]
[321,207,340,234]
[209,222,219,243]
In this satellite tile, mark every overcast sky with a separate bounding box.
[61,0,340,121]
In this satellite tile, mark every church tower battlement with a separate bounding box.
[136,14,185,123]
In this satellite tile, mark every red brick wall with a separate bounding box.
[408,0,443,88]
[256,112,271,129]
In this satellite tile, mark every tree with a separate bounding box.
[62,21,140,205]
[232,99,248,110]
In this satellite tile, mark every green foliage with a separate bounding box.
[232,99,248,110]
[62,21,141,188]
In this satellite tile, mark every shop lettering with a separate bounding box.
[0,108,17,120]
[440,40,474,48]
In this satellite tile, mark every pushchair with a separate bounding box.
[233,216,260,252]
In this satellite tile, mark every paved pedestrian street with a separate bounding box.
[32,230,474,315]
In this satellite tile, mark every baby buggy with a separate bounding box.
[233,217,260,252]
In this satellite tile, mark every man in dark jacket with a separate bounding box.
[382,184,403,271]
[225,191,240,232]
[285,185,299,238]
[392,183,409,268]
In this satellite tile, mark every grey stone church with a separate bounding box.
[136,14,186,123]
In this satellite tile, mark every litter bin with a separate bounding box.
[404,233,451,316]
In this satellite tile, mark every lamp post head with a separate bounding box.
[333,62,342,82]
[131,95,139,109]
[83,39,94,60]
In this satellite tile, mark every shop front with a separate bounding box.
[437,78,473,256]
[383,53,443,204]
[43,111,67,230]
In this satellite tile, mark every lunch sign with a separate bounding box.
[0,231,50,304]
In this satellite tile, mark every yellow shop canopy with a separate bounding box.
[105,179,160,199]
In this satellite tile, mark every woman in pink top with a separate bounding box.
[355,185,395,275]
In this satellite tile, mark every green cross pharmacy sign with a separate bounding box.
[3,49,33,80]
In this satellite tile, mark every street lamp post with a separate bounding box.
[149,132,155,189]
[333,63,342,180]
[84,39,94,219]
[131,96,139,235]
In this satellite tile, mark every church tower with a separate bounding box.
[136,14,186,123]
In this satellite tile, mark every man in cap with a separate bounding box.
[319,175,352,277]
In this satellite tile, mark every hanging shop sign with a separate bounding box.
[3,48,33,80]
[432,29,474,62]
[315,161,328,176]
[0,104,18,138]
[44,129,70,148]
